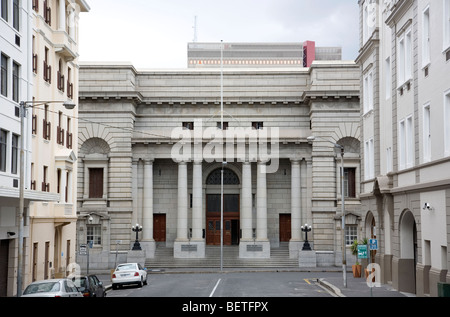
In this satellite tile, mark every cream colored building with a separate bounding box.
[357,0,450,297]
[24,0,89,289]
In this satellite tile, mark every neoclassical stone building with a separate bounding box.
[76,53,361,270]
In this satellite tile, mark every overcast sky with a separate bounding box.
[79,0,359,69]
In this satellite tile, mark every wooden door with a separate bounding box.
[279,214,291,242]
[153,214,166,242]
[89,168,103,198]
[206,219,221,245]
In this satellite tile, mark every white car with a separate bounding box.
[112,263,148,290]
[22,279,83,297]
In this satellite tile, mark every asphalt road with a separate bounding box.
[107,271,333,298]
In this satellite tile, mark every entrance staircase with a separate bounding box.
[145,243,299,269]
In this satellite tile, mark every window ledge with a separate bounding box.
[397,78,412,95]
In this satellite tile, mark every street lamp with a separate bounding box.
[17,100,76,297]
[301,224,312,251]
[132,224,143,251]
[307,135,347,288]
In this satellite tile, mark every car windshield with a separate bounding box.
[24,282,60,294]
[116,264,136,271]
[72,277,86,289]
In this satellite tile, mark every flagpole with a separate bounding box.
[220,40,224,272]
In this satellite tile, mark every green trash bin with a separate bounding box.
[438,282,450,297]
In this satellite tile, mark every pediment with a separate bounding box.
[55,149,78,164]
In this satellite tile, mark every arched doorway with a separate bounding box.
[398,209,418,293]
[365,212,377,263]
[205,168,240,246]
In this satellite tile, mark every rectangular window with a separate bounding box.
[345,225,358,246]
[405,29,412,81]
[399,120,406,169]
[399,116,414,169]
[1,54,8,97]
[398,28,412,86]
[0,129,7,172]
[343,168,356,198]
[406,116,414,167]
[445,90,450,156]
[364,71,373,113]
[423,104,431,162]
[182,122,194,130]
[12,62,19,103]
[364,139,374,180]
[363,4,369,44]
[386,147,393,173]
[13,0,19,31]
[385,57,391,99]
[87,225,102,245]
[252,122,264,130]
[11,134,18,174]
[89,168,104,198]
[422,6,431,67]
[444,0,450,50]
[217,122,229,130]
[1,0,8,21]
[42,166,49,192]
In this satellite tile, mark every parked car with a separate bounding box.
[22,279,83,297]
[72,275,106,297]
[111,263,147,290]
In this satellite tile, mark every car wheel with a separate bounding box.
[112,284,118,290]
[144,275,148,285]
[139,278,143,288]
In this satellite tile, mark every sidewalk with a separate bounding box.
[317,274,415,297]
[97,267,415,297]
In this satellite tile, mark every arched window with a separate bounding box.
[206,168,240,185]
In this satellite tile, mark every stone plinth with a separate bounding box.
[126,250,146,267]
[174,240,205,258]
[239,241,271,259]
[299,250,317,268]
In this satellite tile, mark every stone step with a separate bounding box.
[145,245,298,268]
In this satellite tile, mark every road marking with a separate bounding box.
[304,279,311,285]
[209,278,221,297]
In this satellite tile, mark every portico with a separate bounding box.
[133,143,310,259]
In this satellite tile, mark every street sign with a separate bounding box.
[369,239,378,250]
[79,244,87,255]
[357,245,368,259]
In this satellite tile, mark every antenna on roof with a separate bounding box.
[193,16,198,42]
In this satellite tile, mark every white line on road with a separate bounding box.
[209,278,221,297]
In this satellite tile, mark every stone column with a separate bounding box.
[248,161,269,258]
[291,160,301,240]
[142,160,154,241]
[192,161,203,240]
[58,0,66,31]
[141,159,155,257]
[176,162,188,241]
[256,161,268,240]
[188,160,206,258]
[241,162,252,240]
[289,159,302,258]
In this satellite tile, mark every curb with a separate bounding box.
[316,278,345,297]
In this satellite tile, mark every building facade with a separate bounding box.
[26,0,89,291]
[1,0,36,297]
[187,42,342,68]
[76,54,361,271]
[357,0,450,296]
[0,0,89,296]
